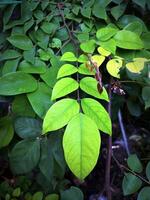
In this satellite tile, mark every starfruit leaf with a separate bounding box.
[137,187,150,200]
[106,58,123,78]
[127,154,143,173]
[19,58,47,74]
[78,54,88,63]
[114,30,144,50]
[91,55,105,67]
[51,78,79,101]
[96,27,118,41]
[80,40,95,53]
[10,139,40,174]
[81,98,112,135]
[57,64,78,79]
[7,34,33,50]
[78,63,95,75]
[122,173,142,195]
[0,72,37,96]
[61,186,83,200]
[43,99,79,133]
[60,52,77,62]
[126,58,147,73]
[80,77,109,101]
[97,47,111,56]
[27,82,52,118]
[63,113,101,180]
[0,116,14,149]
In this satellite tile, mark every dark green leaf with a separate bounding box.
[127,154,143,173]
[2,57,20,75]
[7,34,33,50]
[61,186,84,200]
[10,139,40,174]
[111,3,127,20]
[146,162,150,181]
[23,47,35,64]
[0,72,37,96]
[41,22,58,34]
[0,49,21,61]
[14,117,42,139]
[137,187,150,200]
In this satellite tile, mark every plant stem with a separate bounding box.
[105,80,112,200]
[112,154,150,185]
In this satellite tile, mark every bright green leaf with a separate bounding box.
[114,30,144,50]
[63,113,101,180]
[91,55,105,67]
[51,78,79,101]
[45,194,59,200]
[80,40,95,53]
[97,47,111,56]
[78,63,95,75]
[43,98,79,133]
[81,98,112,135]
[57,64,78,79]
[60,52,77,62]
[32,192,43,200]
[80,77,109,101]
[96,27,118,41]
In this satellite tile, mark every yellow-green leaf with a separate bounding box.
[51,78,79,101]
[63,113,101,180]
[106,58,123,78]
[91,55,105,67]
[126,58,147,73]
[97,47,111,56]
[81,98,112,135]
[43,99,80,133]
[57,64,78,79]
[60,52,77,62]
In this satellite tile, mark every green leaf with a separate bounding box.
[23,47,35,64]
[114,30,144,50]
[78,63,95,75]
[0,72,37,96]
[0,116,14,149]
[43,99,79,133]
[141,32,150,49]
[63,113,100,180]
[40,67,59,88]
[137,187,150,200]
[81,98,112,135]
[38,48,54,61]
[41,21,58,34]
[127,154,143,173]
[12,95,35,117]
[91,55,105,67]
[7,34,33,50]
[51,38,62,49]
[81,7,91,18]
[61,186,83,200]
[78,54,88,63]
[57,64,78,79]
[106,58,123,78]
[124,21,143,36]
[126,58,147,73]
[32,192,43,200]
[146,162,150,181]
[2,57,20,75]
[60,52,77,62]
[92,2,107,20]
[39,138,54,181]
[122,173,142,195]
[97,47,111,57]
[27,82,52,118]
[80,77,109,101]
[111,3,127,20]
[12,187,21,197]
[14,117,42,139]
[0,49,21,61]
[80,40,95,53]
[51,78,79,101]
[19,58,47,74]
[132,0,146,9]
[99,39,116,55]
[142,87,150,109]
[96,27,118,41]
[45,194,59,200]
[10,139,40,174]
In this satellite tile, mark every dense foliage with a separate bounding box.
[0,0,150,200]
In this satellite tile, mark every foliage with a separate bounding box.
[0,0,150,199]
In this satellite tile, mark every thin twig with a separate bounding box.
[112,154,150,185]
